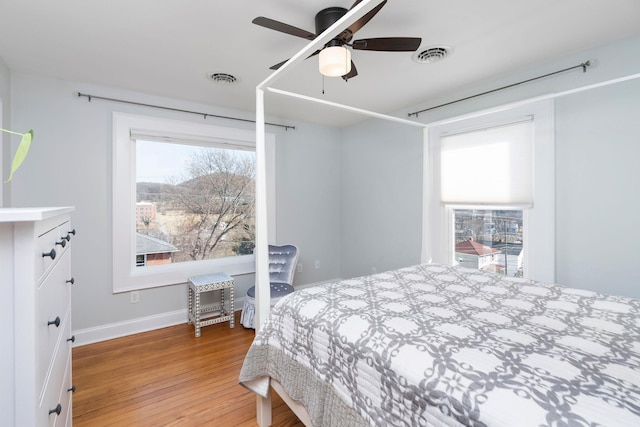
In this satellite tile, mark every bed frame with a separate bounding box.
[254,381,312,426]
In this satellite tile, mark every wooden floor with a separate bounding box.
[72,312,304,426]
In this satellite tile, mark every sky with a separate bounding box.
[136,139,255,184]
[136,140,203,184]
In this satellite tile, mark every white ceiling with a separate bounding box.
[1,0,639,127]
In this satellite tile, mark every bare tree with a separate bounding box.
[140,216,152,230]
[169,149,255,261]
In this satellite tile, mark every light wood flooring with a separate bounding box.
[72,312,304,426]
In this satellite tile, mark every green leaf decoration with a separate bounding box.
[3,129,34,182]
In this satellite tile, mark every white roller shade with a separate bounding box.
[130,129,255,152]
[440,119,534,206]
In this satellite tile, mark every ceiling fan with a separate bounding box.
[252,0,421,81]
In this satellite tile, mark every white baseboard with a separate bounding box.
[72,280,337,347]
[72,308,189,347]
[73,297,248,347]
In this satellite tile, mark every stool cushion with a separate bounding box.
[241,282,295,329]
[246,282,295,299]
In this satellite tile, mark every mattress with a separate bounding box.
[239,263,640,426]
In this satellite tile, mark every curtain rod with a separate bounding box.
[75,92,296,131]
[408,60,591,117]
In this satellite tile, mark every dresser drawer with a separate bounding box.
[34,216,72,284]
[40,335,72,427]
[38,303,71,402]
[37,250,71,390]
[54,352,73,427]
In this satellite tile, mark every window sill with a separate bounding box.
[113,254,255,293]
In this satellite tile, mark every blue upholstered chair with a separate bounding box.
[240,244,299,329]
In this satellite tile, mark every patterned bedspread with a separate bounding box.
[239,264,640,426]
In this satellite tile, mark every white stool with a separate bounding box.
[188,272,235,337]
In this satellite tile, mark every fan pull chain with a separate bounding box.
[322,75,325,94]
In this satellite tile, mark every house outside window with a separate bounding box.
[136,202,157,231]
[454,209,523,277]
[135,233,179,267]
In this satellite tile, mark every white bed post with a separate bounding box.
[255,87,273,426]
[421,126,433,264]
[254,89,271,333]
[252,3,391,425]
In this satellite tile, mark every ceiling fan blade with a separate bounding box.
[344,0,387,37]
[342,61,358,81]
[269,50,321,70]
[269,59,289,70]
[252,16,316,40]
[352,37,422,51]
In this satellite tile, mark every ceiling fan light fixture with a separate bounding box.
[319,46,351,77]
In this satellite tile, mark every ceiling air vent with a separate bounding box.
[206,72,239,85]
[413,46,452,64]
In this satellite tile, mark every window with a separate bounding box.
[454,208,523,277]
[113,113,276,293]
[135,139,255,266]
[423,99,555,283]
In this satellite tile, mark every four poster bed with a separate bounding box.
[244,1,640,425]
[240,263,640,426]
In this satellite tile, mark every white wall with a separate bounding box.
[340,119,424,278]
[9,73,342,334]
[555,78,640,296]
[274,121,342,282]
[0,56,10,206]
[339,34,640,298]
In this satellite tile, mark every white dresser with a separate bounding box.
[0,207,76,427]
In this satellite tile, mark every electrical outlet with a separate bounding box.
[371,267,377,274]
[314,260,320,269]
[297,263,303,273]
[130,291,140,304]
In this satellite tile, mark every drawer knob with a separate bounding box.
[65,229,76,241]
[67,335,75,343]
[56,239,67,248]
[49,403,62,416]
[68,385,76,393]
[48,316,61,328]
[42,248,56,260]
[66,277,75,285]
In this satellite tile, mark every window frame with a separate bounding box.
[112,112,276,293]
[422,99,555,283]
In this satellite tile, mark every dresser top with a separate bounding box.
[0,206,75,222]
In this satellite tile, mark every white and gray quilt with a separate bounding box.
[239,263,640,426]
